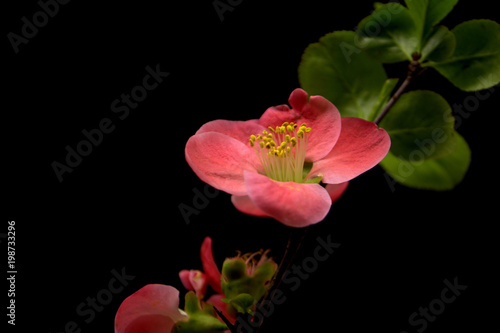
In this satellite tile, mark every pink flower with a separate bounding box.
[185,88,390,228]
[114,284,187,333]
[178,270,207,299]
[180,237,237,325]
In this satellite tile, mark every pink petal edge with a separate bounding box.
[231,195,270,217]
[185,132,260,196]
[206,294,237,325]
[258,88,342,162]
[201,237,224,295]
[114,284,187,333]
[311,117,391,184]
[244,171,332,228]
[326,182,349,203]
[179,270,207,298]
[195,119,266,146]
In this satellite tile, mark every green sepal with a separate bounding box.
[228,293,255,314]
[173,291,228,333]
[302,161,314,180]
[303,176,323,184]
[220,258,277,314]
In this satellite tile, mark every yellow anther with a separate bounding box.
[248,122,312,183]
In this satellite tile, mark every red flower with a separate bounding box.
[180,237,236,325]
[185,89,390,227]
[114,238,232,333]
[114,284,187,333]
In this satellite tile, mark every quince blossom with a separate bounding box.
[185,88,391,227]
[114,284,188,333]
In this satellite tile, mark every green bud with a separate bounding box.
[174,291,228,333]
[220,250,277,315]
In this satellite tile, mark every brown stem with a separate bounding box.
[254,227,309,333]
[374,53,425,125]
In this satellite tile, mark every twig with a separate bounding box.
[254,227,309,333]
[374,53,425,125]
[213,306,236,333]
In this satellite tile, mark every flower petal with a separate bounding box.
[244,171,332,228]
[115,284,187,333]
[231,195,270,217]
[311,117,391,184]
[196,119,266,146]
[206,294,237,325]
[179,270,207,298]
[185,132,260,196]
[326,182,349,203]
[201,237,224,295]
[179,270,193,290]
[259,88,341,161]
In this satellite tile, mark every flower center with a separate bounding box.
[249,122,311,183]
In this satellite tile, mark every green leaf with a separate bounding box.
[380,132,471,190]
[298,31,388,119]
[369,78,399,121]
[405,0,458,51]
[379,91,456,160]
[421,25,456,62]
[428,19,500,91]
[356,2,418,63]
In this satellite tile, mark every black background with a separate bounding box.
[3,0,499,332]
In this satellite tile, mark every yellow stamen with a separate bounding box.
[249,121,311,183]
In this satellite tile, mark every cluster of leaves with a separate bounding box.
[299,0,500,190]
